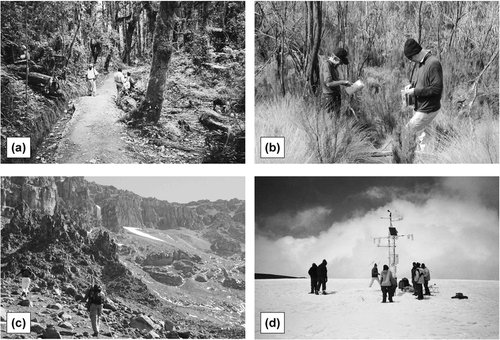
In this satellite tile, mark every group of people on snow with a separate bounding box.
[307,261,432,303]
[308,260,328,295]
[369,262,431,302]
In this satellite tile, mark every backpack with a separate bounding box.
[88,288,104,305]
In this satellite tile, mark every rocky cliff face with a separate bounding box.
[2,177,244,257]
[0,176,245,339]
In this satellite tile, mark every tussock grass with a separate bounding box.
[255,94,378,163]
[425,110,499,164]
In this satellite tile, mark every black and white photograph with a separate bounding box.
[1,1,245,164]
[1,177,245,338]
[255,1,499,163]
[255,177,499,338]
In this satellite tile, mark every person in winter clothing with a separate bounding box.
[422,263,431,295]
[380,264,395,303]
[16,267,35,297]
[308,263,318,294]
[316,259,328,295]
[83,284,106,337]
[369,263,380,287]
[411,262,418,295]
[414,263,425,300]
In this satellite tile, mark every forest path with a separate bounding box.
[53,73,137,164]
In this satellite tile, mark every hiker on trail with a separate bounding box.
[320,47,352,115]
[83,284,106,337]
[308,263,318,294]
[411,262,418,295]
[422,263,431,295]
[114,68,126,101]
[86,64,99,97]
[316,259,328,295]
[369,263,380,288]
[414,262,425,300]
[126,72,135,90]
[16,266,35,297]
[380,264,395,303]
[403,38,443,151]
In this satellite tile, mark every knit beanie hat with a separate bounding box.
[404,39,422,59]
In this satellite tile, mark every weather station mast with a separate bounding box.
[373,210,413,278]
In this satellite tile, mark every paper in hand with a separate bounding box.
[345,80,365,95]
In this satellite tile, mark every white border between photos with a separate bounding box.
[1,2,499,340]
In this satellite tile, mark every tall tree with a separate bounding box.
[138,1,177,123]
[304,1,322,94]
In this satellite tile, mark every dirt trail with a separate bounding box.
[54,73,136,164]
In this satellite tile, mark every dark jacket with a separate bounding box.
[308,265,318,278]
[371,266,379,278]
[317,262,328,278]
[413,54,443,113]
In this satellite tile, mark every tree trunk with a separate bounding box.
[305,1,322,94]
[139,1,176,124]
[65,3,81,67]
[122,2,143,65]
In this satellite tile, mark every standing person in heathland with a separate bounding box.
[369,263,380,288]
[308,263,318,294]
[316,259,328,295]
[380,264,395,303]
[320,47,352,114]
[422,263,431,295]
[403,38,443,151]
[83,284,106,337]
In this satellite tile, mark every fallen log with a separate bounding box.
[17,72,62,97]
[198,108,229,132]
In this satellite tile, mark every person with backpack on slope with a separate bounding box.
[414,263,425,300]
[380,265,395,303]
[369,263,380,288]
[421,263,431,296]
[16,266,36,298]
[83,284,106,336]
[308,263,318,294]
[316,259,328,295]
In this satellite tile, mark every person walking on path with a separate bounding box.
[320,47,352,114]
[403,38,443,151]
[113,68,126,102]
[369,263,380,287]
[380,265,395,303]
[308,263,318,294]
[86,64,99,96]
[414,263,425,300]
[422,263,431,295]
[316,259,328,295]
[83,284,106,337]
